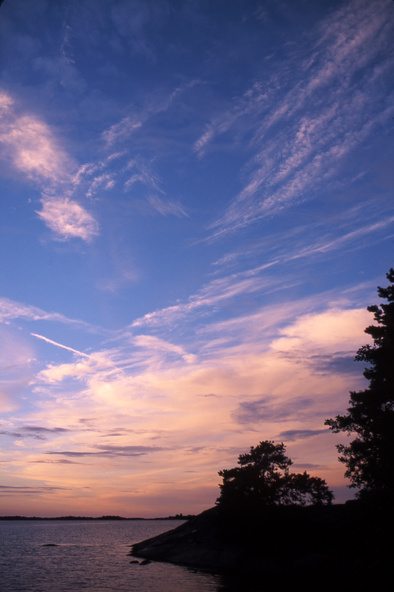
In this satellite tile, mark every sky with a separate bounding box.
[0,0,393,518]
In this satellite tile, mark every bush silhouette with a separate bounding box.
[217,440,333,508]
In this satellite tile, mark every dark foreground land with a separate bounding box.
[131,502,393,584]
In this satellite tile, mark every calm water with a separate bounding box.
[0,519,264,592]
[0,519,228,592]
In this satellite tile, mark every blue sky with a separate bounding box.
[0,0,393,517]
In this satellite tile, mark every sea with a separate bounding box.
[0,519,252,592]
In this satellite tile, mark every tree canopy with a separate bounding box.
[325,268,394,502]
[216,440,333,508]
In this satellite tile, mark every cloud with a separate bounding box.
[282,215,394,263]
[209,203,394,284]
[102,116,143,146]
[0,92,75,186]
[234,396,317,425]
[5,296,370,511]
[0,485,70,495]
[47,445,164,458]
[0,91,13,112]
[201,0,394,236]
[35,358,103,385]
[0,90,100,242]
[133,335,196,364]
[0,326,36,412]
[36,196,99,242]
[193,80,269,156]
[271,307,371,354]
[131,263,279,329]
[30,459,79,465]
[0,426,69,441]
[278,429,329,442]
[22,426,70,435]
[147,195,188,218]
[102,80,199,148]
[316,355,360,375]
[0,297,97,330]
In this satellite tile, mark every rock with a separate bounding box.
[131,503,394,582]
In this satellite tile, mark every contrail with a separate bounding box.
[31,333,90,358]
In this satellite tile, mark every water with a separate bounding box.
[0,519,227,592]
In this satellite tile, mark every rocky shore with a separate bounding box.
[131,503,392,583]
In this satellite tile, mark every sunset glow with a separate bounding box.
[0,0,393,517]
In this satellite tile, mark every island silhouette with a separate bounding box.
[131,268,394,584]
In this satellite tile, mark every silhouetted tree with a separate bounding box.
[325,268,394,503]
[217,440,333,508]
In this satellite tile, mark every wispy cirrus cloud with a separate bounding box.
[102,80,199,148]
[124,158,163,192]
[147,195,188,218]
[198,0,394,236]
[210,203,394,284]
[130,262,279,329]
[102,116,143,147]
[0,297,97,330]
[193,80,269,156]
[133,335,196,364]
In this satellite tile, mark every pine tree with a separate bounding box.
[325,268,394,502]
[217,440,333,508]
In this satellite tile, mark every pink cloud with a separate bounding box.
[37,197,99,242]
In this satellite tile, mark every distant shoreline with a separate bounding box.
[0,514,194,521]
